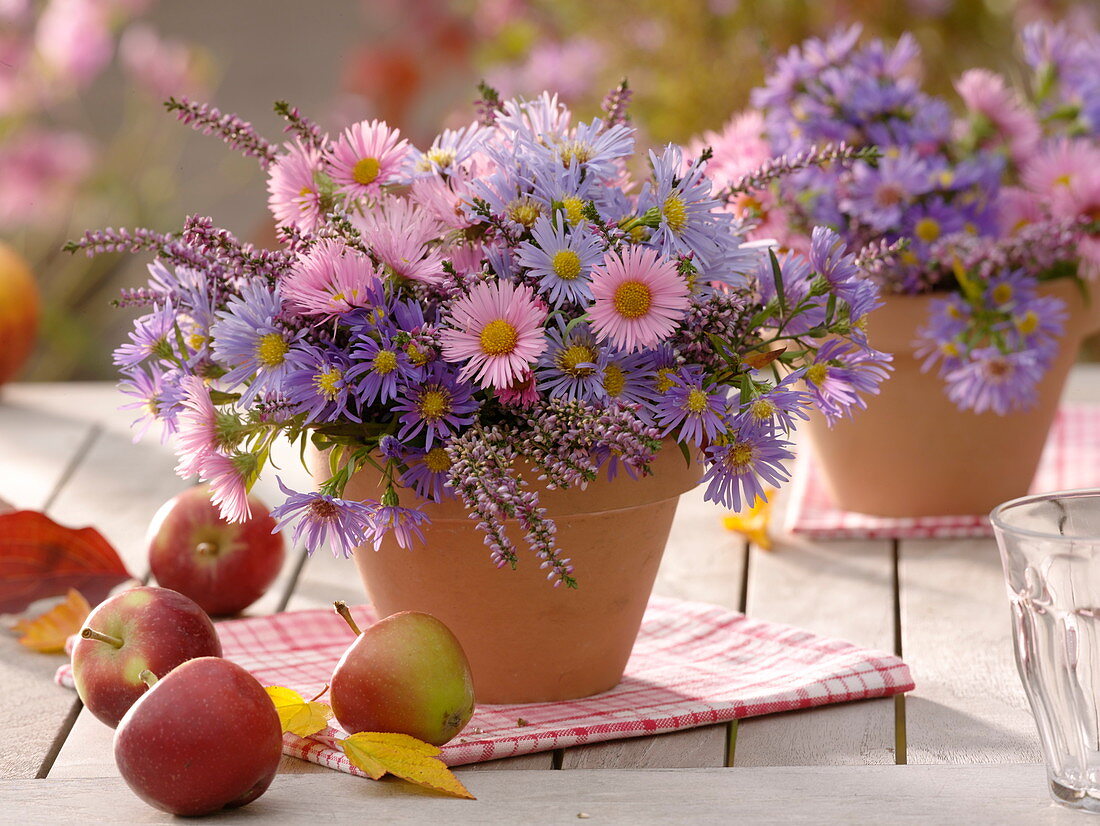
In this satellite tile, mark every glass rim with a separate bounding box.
[989,488,1100,541]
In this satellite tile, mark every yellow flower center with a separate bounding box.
[915,218,940,243]
[556,343,598,376]
[1016,311,1039,335]
[373,349,399,374]
[507,198,542,228]
[686,387,710,413]
[940,341,959,357]
[603,363,626,397]
[613,280,653,320]
[187,332,207,351]
[663,194,688,232]
[418,389,450,420]
[1054,173,1072,188]
[750,398,776,421]
[255,332,289,368]
[479,319,519,356]
[655,367,677,393]
[947,303,964,320]
[420,147,456,170]
[938,170,955,188]
[144,399,159,416]
[298,185,313,197]
[552,249,583,281]
[562,196,586,226]
[629,226,649,243]
[424,446,452,473]
[806,363,829,385]
[352,157,381,185]
[992,283,1013,304]
[406,343,429,366]
[558,140,593,167]
[314,367,342,400]
[724,441,755,471]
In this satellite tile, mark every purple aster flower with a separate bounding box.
[347,332,422,406]
[943,347,1047,415]
[399,444,456,503]
[840,152,931,233]
[740,373,813,435]
[516,214,604,306]
[392,362,478,449]
[804,339,893,424]
[600,348,656,411]
[902,199,966,260]
[526,157,596,226]
[700,425,794,512]
[283,344,357,423]
[654,367,730,446]
[547,117,634,180]
[537,318,606,402]
[809,226,864,307]
[270,478,374,558]
[117,365,186,443]
[365,498,430,551]
[113,303,179,368]
[645,344,682,399]
[210,281,302,406]
[406,120,484,178]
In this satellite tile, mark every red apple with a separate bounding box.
[114,657,283,816]
[71,586,221,727]
[330,603,475,746]
[0,241,38,387]
[148,484,285,616]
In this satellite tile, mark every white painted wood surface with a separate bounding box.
[4,369,1100,818]
[0,764,1082,824]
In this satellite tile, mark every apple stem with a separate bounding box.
[80,627,124,648]
[195,541,218,556]
[309,684,330,703]
[333,601,361,636]
[138,670,159,689]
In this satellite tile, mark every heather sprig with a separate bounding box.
[165,97,278,168]
[719,143,881,199]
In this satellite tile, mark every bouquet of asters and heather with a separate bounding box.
[68,85,890,585]
[702,22,1098,416]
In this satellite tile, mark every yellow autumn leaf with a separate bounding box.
[340,732,475,800]
[264,686,333,737]
[14,589,91,653]
[723,492,775,551]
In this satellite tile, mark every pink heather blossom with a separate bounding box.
[282,239,382,317]
[200,451,252,523]
[328,119,409,199]
[440,279,548,389]
[354,196,445,284]
[589,245,690,353]
[35,0,113,86]
[955,69,1039,166]
[174,375,217,478]
[267,140,325,231]
[119,24,207,101]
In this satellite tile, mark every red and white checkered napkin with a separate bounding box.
[56,596,912,771]
[784,402,1100,541]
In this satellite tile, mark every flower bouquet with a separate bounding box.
[699,23,1099,516]
[70,84,889,699]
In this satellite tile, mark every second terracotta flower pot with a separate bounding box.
[805,279,1100,518]
[329,445,701,704]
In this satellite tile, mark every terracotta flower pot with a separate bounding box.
[324,445,702,704]
[805,279,1100,518]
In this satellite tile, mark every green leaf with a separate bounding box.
[769,249,787,315]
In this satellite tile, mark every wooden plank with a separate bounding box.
[14,764,1080,824]
[0,397,100,780]
[735,537,898,766]
[900,538,1041,764]
[560,485,744,769]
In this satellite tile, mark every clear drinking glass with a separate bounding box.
[992,489,1100,813]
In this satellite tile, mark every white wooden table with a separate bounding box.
[2,370,1098,823]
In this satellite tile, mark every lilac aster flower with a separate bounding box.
[365,498,430,551]
[270,478,374,558]
[537,319,606,402]
[406,120,484,178]
[283,344,357,423]
[654,367,730,446]
[113,303,179,368]
[600,348,656,411]
[210,281,303,406]
[546,117,634,180]
[516,214,604,306]
[399,444,456,502]
[700,425,794,512]
[804,339,893,424]
[117,365,185,443]
[392,362,478,449]
[809,226,863,307]
[943,347,1047,415]
[741,373,813,435]
[840,152,931,233]
[346,332,422,406]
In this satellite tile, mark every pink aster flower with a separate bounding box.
[282,239,383,317]
[199,451,253,523]
[267,140,325,231]
[354,196,445,284]
[998,186,1043,234]
[328,119,409,199]
[955,69,1039,167]
[174,375,217,478]
[588,245,690,353]
[440,280,548,389]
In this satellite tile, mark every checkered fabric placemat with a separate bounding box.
[784,403,1100,540]
[57,596,912,771]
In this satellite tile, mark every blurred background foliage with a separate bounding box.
[2,0,1093,380]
